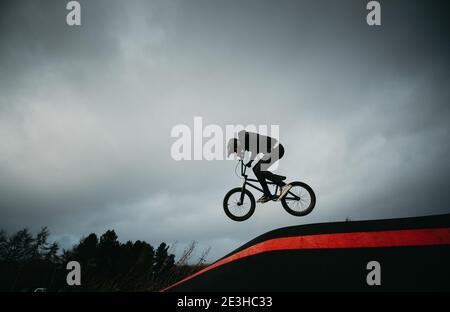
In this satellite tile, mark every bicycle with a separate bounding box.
[223,160,316,221]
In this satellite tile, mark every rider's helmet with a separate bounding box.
[227,138,244,158]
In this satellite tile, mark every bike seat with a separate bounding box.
[271,174,286,181]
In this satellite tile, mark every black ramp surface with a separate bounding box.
[166,214,450,291]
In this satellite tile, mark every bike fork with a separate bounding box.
[239,183,247,205]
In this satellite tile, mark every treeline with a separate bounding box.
[0,227,209,291]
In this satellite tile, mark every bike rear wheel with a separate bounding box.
[281,181,316,216]
[223,187,256,221]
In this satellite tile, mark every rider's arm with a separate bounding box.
[243,151,252,167]
[270,137,279,150]
[245,151,264,167]
[241,150,255,167]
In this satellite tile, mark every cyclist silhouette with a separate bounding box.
[227,130,292,203]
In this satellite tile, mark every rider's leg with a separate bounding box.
[259,144,291,198]
[253,161,271,196]
[270,145,292,198]
[258,144,285,185]
[253,161,276,203]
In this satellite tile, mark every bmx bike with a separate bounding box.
[223,160,316,221]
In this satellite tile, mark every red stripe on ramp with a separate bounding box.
[162,227,450,291]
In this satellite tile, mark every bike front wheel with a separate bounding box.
[281,181,316,216]
[223,187,256,221]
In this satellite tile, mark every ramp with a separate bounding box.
[165,214,450,291]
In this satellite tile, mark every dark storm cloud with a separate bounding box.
[0,0,449,260]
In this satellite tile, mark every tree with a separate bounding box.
[5,229,34,261]
[154,243,175,277]
[1,227,205,291]
[0,230,7,261]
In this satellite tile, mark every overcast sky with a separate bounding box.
[1,0,449,261]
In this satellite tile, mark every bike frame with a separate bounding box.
[239,160,279,195]
[237,160,302,204]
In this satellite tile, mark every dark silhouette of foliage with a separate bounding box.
[0,227,209,292]
[0,227,61,291]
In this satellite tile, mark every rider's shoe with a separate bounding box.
[278,184,292,200]
[257,194,277,203]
